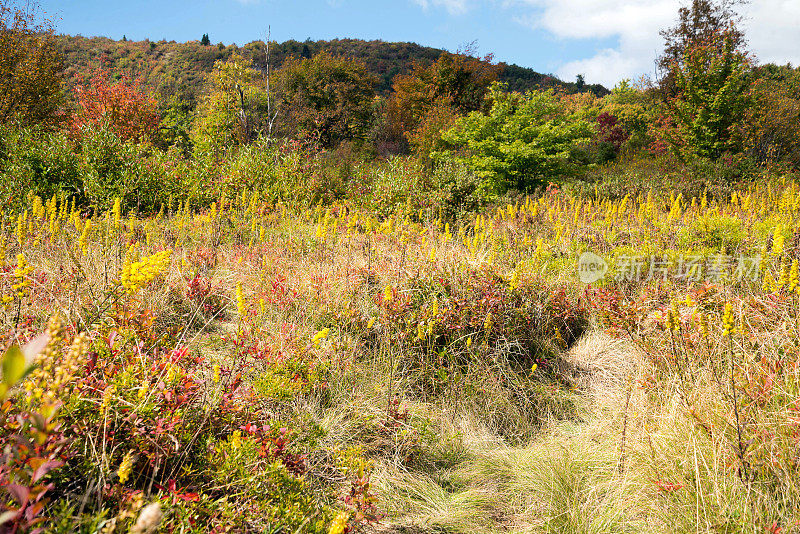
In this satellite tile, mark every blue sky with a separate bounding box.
[39,0,800,87]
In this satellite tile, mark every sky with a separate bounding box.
[38,0,800,88]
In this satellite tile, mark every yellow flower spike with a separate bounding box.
[117,450,135,484]
[722,302,736,338]
[212,364,221,383]
[484,312,493,332]
[112,197,122,231]
[778,261,789,289]
[762,269,777,293]
[328,511,350,534]
[772,226,785,255]
[790,260,799,292]
[236,283,246,316]
[366,317,375,329]
[383,284,393,302]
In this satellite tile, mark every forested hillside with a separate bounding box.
[56,35,607,109]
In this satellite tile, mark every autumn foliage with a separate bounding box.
[71,69,160,144]
[0,1,65,129]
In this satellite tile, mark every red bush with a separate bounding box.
[71,69,160,144]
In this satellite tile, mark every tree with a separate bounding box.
[657,0,747,95]
[71,69,161,144]
[575,74,585,93]
[274,51,375,148]
[433,83,593,197]
[741,65,800,168]
[201,33,210,46]
[0,1,65,129]
[193,53,269,154]
[670,30,750,160]
[388,50,500,143]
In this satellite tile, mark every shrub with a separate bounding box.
[70,69,161,145]
[434,83,593,198]
[275,51,376,148]
[79,126,170,211]
[0,126,82,209]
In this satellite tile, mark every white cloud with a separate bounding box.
[413,0,470,15]
[514,0,800,87]
[743,1,800,67]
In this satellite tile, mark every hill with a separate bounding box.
[55,35,609,112]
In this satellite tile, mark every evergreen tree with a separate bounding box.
[201,33,210,46]
[575,74,585,93]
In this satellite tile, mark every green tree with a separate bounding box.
[0,1,65,129]
[433,83,593,197]
[275,51,375,148]
[193,53,270,155]
[671,31,750,160]
[201,33,210,46]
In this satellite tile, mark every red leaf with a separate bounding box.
[31,459,64,483]
[5,484,30,505]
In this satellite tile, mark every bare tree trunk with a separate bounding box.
[264,25,279,142]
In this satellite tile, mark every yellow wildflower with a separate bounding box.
[120,250,172,294]
[312,328,330,348]
[117,450,135,484]
[328,511,350,534]
[722,302,736,338]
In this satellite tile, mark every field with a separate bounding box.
[3,173,800,533]
[3,0,800,529]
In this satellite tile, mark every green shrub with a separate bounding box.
[433,82,593,197]
[677,212,746,252]
[79,126,150,211]
[0,126,82,209]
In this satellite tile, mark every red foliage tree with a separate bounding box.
[71,69,160,143]
[595,112,629,152]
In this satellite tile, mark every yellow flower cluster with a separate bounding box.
[12,253,33,299]
[312,328,329,348]
[328,511,350,534]
[24,317,86,407]
[113,197,122,231]
[722,302,736,338]
[236,282,246,316]
[117,450,135,484]
[383,284,393,302]
[120,250,172,293]
[78,220,92,256]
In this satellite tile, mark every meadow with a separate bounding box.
[3,0,800,530]
[3,167,800,532]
